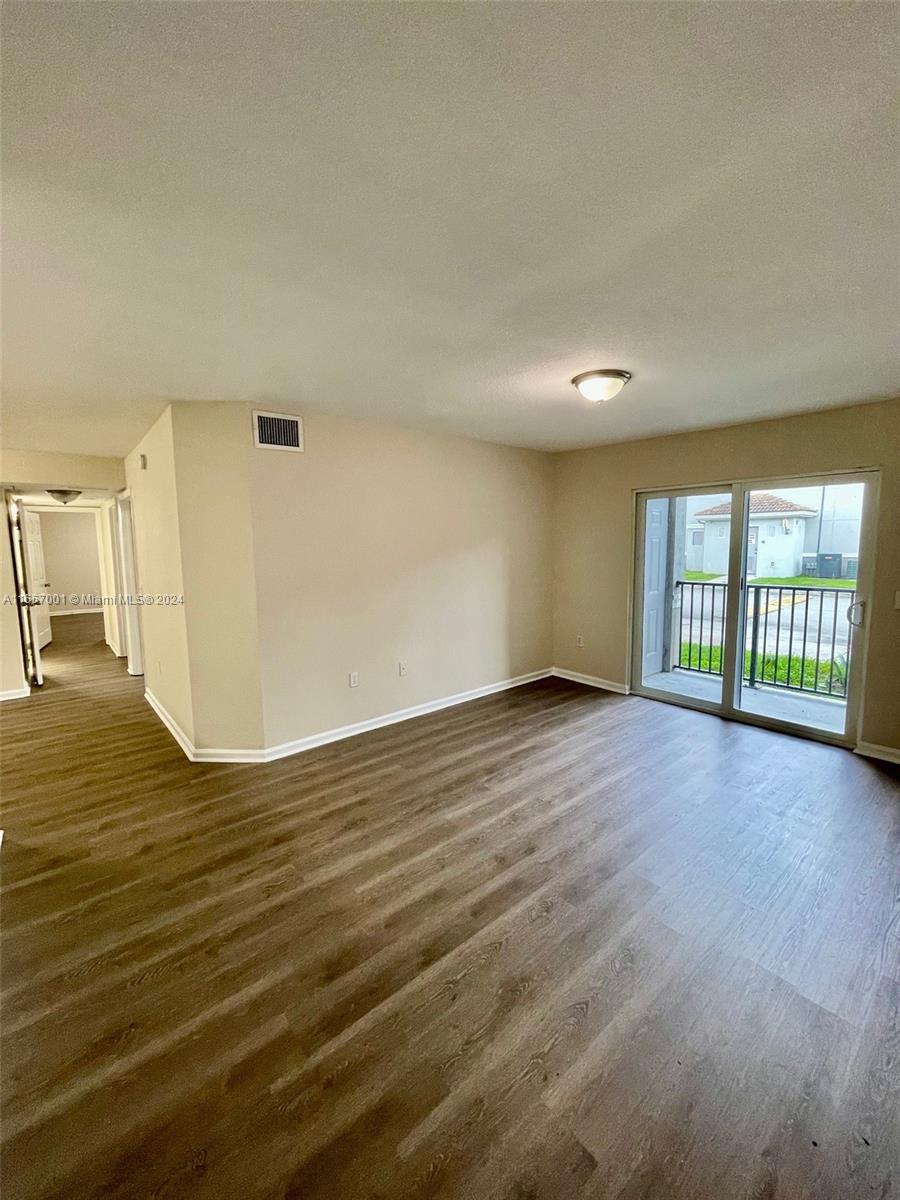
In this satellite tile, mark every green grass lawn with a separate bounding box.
[751,575,856,589]
[680,642,847,694]
[680,573,855,588]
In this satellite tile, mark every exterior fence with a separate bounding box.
[674,581,856,698]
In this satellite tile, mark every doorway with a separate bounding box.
[632,472,877,744]
[4,486,143,689]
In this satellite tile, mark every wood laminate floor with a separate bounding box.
[2,613,899,1199]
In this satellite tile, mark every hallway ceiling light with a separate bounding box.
[46,489,82,504]
[571,369,632,403]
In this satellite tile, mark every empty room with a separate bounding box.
[1,4,898,1199]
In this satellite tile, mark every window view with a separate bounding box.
[639,482,865,736]
[639,491,730,704]
[737,483,864,734]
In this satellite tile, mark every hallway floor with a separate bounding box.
[1,631,899,1199]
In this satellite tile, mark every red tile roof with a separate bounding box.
[695,491,817,517]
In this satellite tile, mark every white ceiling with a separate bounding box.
[2,2,898,456]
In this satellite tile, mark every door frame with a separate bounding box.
[3,485,146,692]
[21,507,53,650]
[631,482,741,719]
[630,468,880,749]
[640,497,671,679]
[726,469,879,748]
[22,501,127,658]
[6,494,43,686]
[116,491,144,676]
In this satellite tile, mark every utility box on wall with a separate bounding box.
[817,553,842,579]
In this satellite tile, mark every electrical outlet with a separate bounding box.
[576,634,584,647]
[398,661,408,677]
[348,671,359,688]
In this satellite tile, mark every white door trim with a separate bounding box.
[14,499,43,684]
[116,494,143,676]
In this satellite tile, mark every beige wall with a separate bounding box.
[37,511,102,613]
[171,404,264,750]
[122,402,552,752]
[125,408,194,742]
[0,449,125,492]
[553,397,900,751]
[124,403,267,750]
[250,410,554,747]
[28,396,893,758]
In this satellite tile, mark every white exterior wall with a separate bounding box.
[700,516,811,578]
[700,521,731,574]
[684,525,704,572]
[754,518,805,577]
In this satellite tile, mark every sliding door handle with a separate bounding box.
[847,600,865,629]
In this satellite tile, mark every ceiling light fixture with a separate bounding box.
[46,489,82,505]
[571,369,632,403]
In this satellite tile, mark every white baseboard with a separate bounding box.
[551,667,629,695]
[144,691,204,761]
[260,669,554,763]
[854,742,900,766]
[146,669,558,764]
[51,608,103,617]
[0,686,31,702]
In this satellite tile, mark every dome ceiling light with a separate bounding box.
[571,369,632,403]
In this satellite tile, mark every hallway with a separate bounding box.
[41,610,116,666]
[1,646,899,1199]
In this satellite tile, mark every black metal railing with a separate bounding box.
[675,581,727,674]
[674,581,856,698]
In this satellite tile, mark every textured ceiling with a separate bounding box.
[2,2,898,456]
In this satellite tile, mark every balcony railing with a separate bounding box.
[674,581,856,698]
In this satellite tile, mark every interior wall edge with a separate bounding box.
[551,668,629,694]
[145,668,556,763]
[854,742,900,767]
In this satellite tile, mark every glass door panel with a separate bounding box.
[637,490,732,706]
[735,481,868,736]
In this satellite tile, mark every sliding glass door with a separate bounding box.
[633,472,876,744]
[732,476,874,739]
[636,487,732,707]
